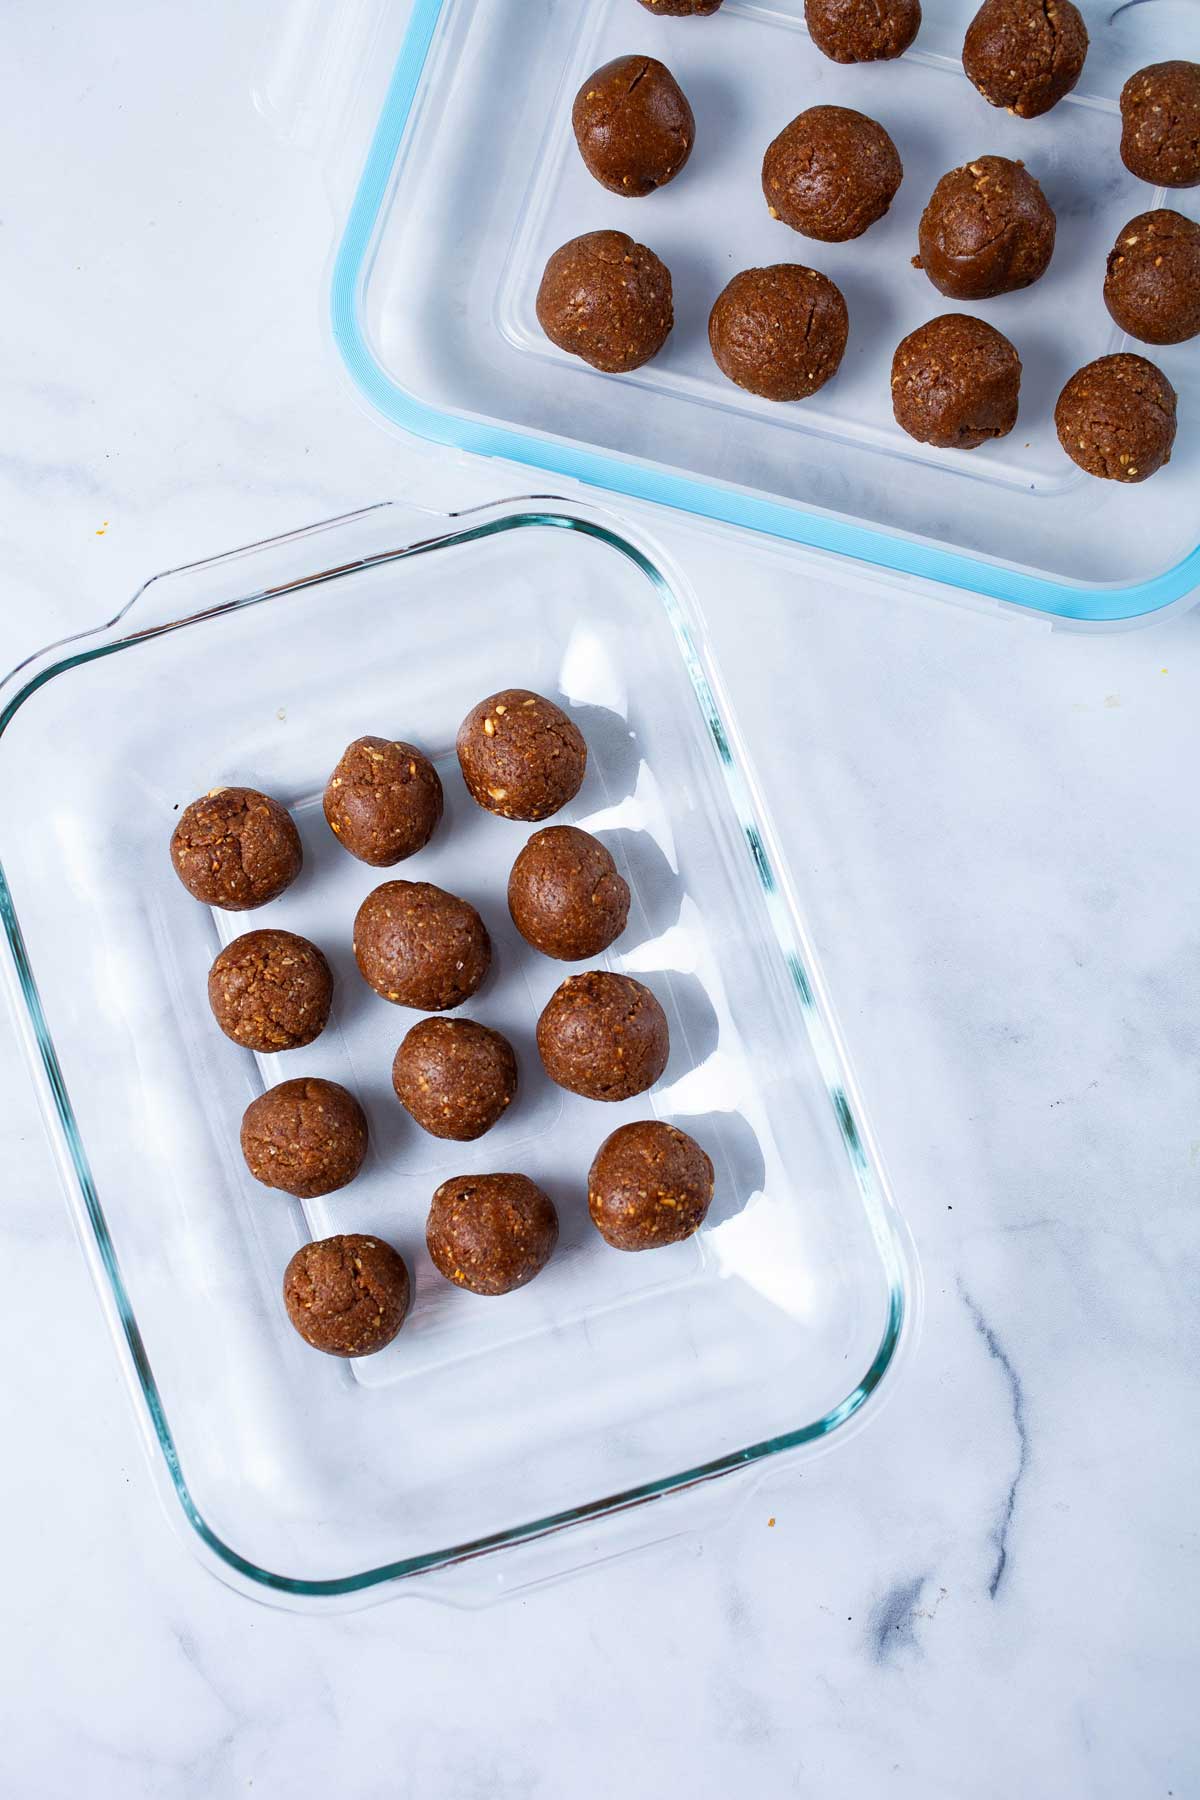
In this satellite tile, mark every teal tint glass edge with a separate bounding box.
[0,509,908,1602]
[330,0,1199,626]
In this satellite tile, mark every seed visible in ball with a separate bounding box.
[537,971,670,1102]
[426,1174,559,1295]
[170,786,302,910]
[392,1017,518,1141]
[353,881,491,1011]
[241,1078,368,1199]
[323,735,442,866]
[457,689,587,822]
[208,929,333,1052]
[588,1120,715,1251]
[283,1234,410,1357]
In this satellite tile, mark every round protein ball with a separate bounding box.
[426,1174,558,1296]
[457,689,587,822]
[762,106,903,242]
[588,1120,715,1251]
[1104,211,1200,346]
[1120,62,1200,189]
[709,265,849,401]
[636,0,724,12]
[537,970,669,1102]
[170,787,302,911]
[891,314,1022,449]
[1054,354,1177,483]
[805,0,920,63]
[962,0,1088,119]
[354,880,490,1010]
[208,929,333,1053]
[323,736,442,866]
[392,1017,517,1141]
[240,1077,368,1199]
[508,826,631,960]
[573,55,694,197]
[915,156,1055,299]
[283,1234,410,1358]
[536,230,674,373]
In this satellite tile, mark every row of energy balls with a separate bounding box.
[168,691,714,1360]
[536,0,1199,481]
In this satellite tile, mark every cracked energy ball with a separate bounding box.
[709,264,849,401]
[915,156,1055,299]
[762,106,903,242]
[354,880,491,1010]
[392,1017,518,1141]
[1103,210,1200,346]
[457,688,587,821]
[283,1234,411,1357]
[208,928,333,1052]
[588,1120,715,1251]
[573,55,695,196]
[1054,354,1177,483]
[508,826,630,960]
[536,231,674,372]
[1120,62,1200,189]
[426,1174,559,1295]
[170,786,302,910]
[805,0,921,63]
[241,1077,368,1198]
[537,970,669,1101]
[891,314,1021,449]
[962,0,1088,119]
[323,735,442,866]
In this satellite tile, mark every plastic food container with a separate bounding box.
[304,0,1200,624]
[0,499,914,1607]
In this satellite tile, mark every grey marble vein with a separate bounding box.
[959,1279,1030,1600]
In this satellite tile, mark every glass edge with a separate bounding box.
[327,0,1199,629]
[0,505,912,1601]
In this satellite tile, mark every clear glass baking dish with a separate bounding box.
[0,497,914,1607]
[301,0,1200,624]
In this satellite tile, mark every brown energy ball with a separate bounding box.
[805,0,921,63]
[1104,211,1200,346]
[762,106,903,243]
[354,880,490,1010]
[588,1120,715,1251]
[208,929,333,1053]
[457,689,587,822]
[537,971,669,1101]
[1120,62,1200,189]
[241,1078,368,1199]
[891,314,1021,449]
[426,1174,558,1296]
[283,1234,410,1358]
[637,0,724,12]
[323,736,442,866]
[392,1017,517,1141]
[708,265,849,401]
[170,787,301,911]
[572,56,694,197]
[507,826,631,960]
[915,156,1055,299]
[536,231,674,373]
[962,0,1088,119]
[1054,354,1177,483]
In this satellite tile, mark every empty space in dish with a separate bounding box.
[0,508,904,1584]
[361,0,1198,589]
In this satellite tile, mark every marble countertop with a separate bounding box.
[2,5,1196,1795]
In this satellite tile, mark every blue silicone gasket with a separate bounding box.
[330,0,1199,625]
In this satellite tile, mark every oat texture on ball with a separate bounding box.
[915,156,1055,299]
[588,1120,715,1251]
[962,0,1088,119]
[457,689,587,821]
[426,1174,559,1295]
[508,826,630,960]
[573,55,694,196]
[762,106,903,242]
[709,265,849,401]
[170,786,302,910]
[537,970,670,1101]
[283,1234,410,1357]
[891,314,1021,449]
[354,880,491,1010]
[208,929,333,1053]
[805,0,921,64]
[1104,211,1200,346]
[1054,354,1177,482]
[240,1077,368,1199]
[1120,62,1200,189]
[536,230,674,372]
[323,735,443,866]
[392,1017,518,1141]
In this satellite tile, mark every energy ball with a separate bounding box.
[637,0,724,12]
[1104,211,1200,346]
[354,880,490,1010]
[573,55,694,196]
[170,787,301,910]
[962,0,1088,119]
[1120,62,1200,189]
[208,929,333,1053]
[457,688,587,821]
[891,314,1021,449]
[763,106,903,243]
[537,970,669,1101]
[915,156,1055,299]
[426,1174,559,1296]
[805,0,921,63]
[323,736,442,866]
[588,1120,715,1251]
[507,826,631,960]
[1054,354,1177,483]
[536,230,674,372]
[392,1017,518,1141]
[283,1234,410,1358]
[241,1077,368,1199]
[709,265,849,401]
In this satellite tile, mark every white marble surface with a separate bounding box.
[2,5,1198,1795]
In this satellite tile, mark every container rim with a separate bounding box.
[0,498,913,1602]
[327,0,1199,627]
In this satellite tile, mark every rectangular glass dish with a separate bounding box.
[324,0,1200,623]
[0,499,912,1606]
